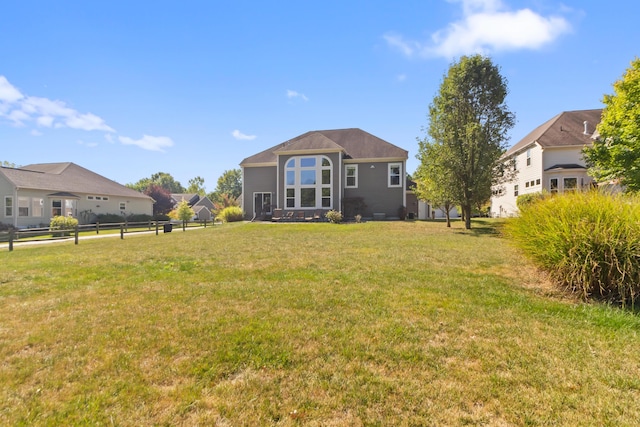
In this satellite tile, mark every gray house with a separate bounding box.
[240,128,408,220]
[0,162,154,228]
[171,193,214,221]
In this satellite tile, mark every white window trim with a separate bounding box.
[18,196,30,217]
[285,155,333,209]
[563,176,578,192]
[388,163,402,188]
[4,196,13,217]
[345,164,358,188]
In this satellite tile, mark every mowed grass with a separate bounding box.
[1,220,640,426]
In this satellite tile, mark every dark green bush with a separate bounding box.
[126,214,153,222]
[216,206,244,223]
[95,213,126,223]
[516,191,547,210]
[505,191,640,306]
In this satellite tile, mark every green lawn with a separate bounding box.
[1,220,639,426]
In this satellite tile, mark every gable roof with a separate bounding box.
[0,162,153,200]
[240,128,408,166]
[505,109,603,157]
[171,193,200,205]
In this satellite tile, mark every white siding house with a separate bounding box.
[0,162,154,228]
[491,109,602,217]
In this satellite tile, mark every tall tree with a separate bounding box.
[186,176,206,196]
[414,141,459,227]
[420,54,514,229]
[208,169,242,203]
[127,172,185,193]
[584,57,640,192]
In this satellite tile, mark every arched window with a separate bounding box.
[285,155,332,208]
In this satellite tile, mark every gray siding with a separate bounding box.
[242,166,277,220]
[343,161,405,219]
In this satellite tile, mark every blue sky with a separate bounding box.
[1,0,638,192]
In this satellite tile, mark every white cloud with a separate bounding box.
[65,112,114,132]
[385,0,572,58]
[0,75,115,133]
[77,139,98,148]
[287,89,309,101]
[104,133,114,143]
[119,135,174,152]
[0,76,23,103]
[30,129,43,136]
[232,129,257,141]
[36,116,54,127]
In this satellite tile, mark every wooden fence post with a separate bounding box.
[120,224,124,239]
[96,222,100,234]
[75,226,79,245]
[155,221,159,235]
[9,229,14,252]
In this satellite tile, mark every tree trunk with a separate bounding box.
[444,202,451,228]
[464,204,472,229]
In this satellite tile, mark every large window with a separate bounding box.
[32,198,44,217]
[18,197,29,217]
[388,163,402,187]
[4,196,12,217]
[284,156,332,209]
[52,199,62,216]
[345,165,358,188]
[564,177,578,192]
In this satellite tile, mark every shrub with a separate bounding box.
[126,214,153,223]
[50,216,79,235]
[95,213,126,224]
[325,210,343,224]
[505,191,640,307]
[216,206,244,223]
[516,191,547,211]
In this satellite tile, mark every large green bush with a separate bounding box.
[215,206,244,223]
[505,191,640,306]
[50,216,79,235]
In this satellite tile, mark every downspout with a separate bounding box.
[241,167,245,218]
[13,186,18,228]
[338,153,343,213]
[402,161,406,209]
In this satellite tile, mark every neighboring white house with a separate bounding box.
[491,109,602,217]
[0,162,155,228]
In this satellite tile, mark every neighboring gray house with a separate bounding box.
[171,193,214,221]
[0,162,154,228]
[491,109,602,217]
[240,128,409,220]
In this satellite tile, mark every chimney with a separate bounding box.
[584,121,589,135]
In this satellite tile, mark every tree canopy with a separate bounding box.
[584,57,640,192]
[128,172,185,194]
[186,176,206,196]
[144,184,174,217]
[417,54,514,229]
[414,141,458,227]
[208,169,242,204]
